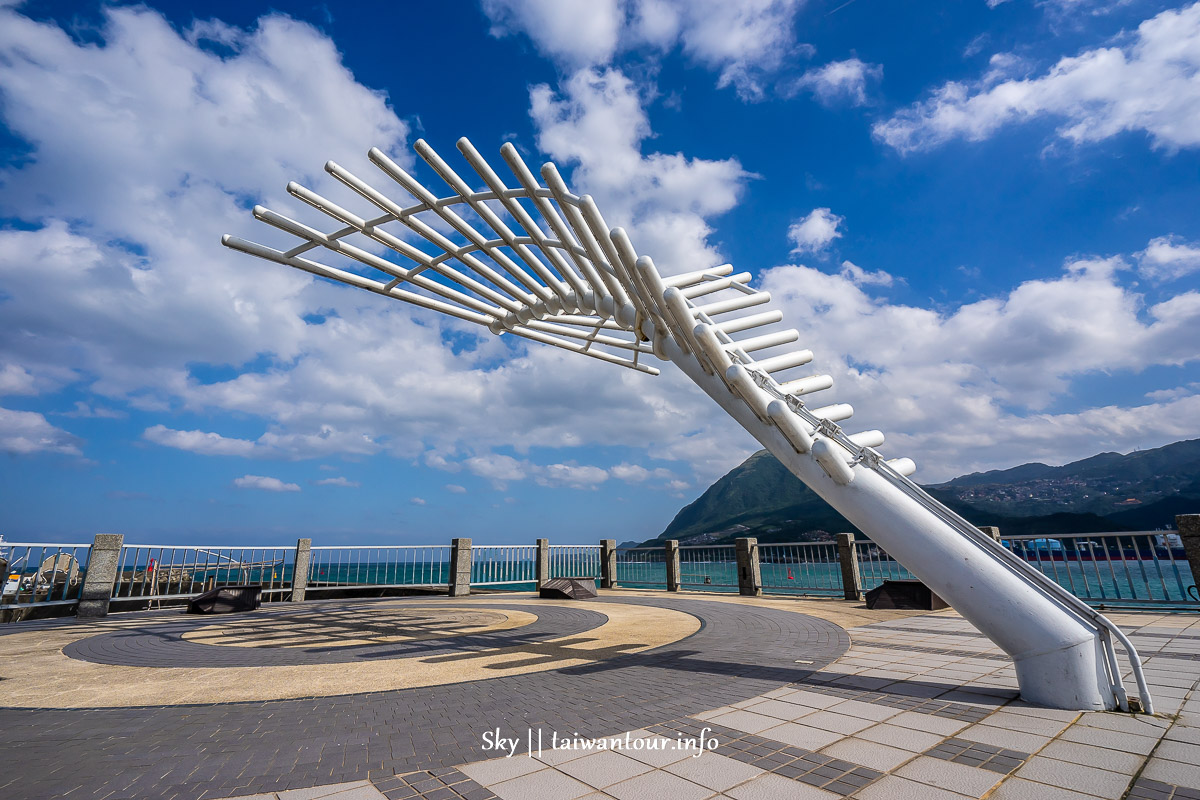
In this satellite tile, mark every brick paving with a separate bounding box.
[0,595,848,800]
[3,594,1200,800]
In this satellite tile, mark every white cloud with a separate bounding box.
[758,243,1200,480]
[787,208,844,255]
[410,496,426,505]
[875,2,1200,152]
[483,0,807,100]
[445,484,468,494]
[143,423,378,460]
[1139,236,1200,282]
[481,0,623,67]
[0,365,37,397]
[0,6,409,402]
[460,453,614,490]
[144,425,256,457]
[0,407,82,456]
[0,7,762,493]
[314,476,359,487]
[787,58,882,106]
[536,462,609,489]
[61,401,126,419]
[232,474,300,492]
[838,260,894,287]
[611,462,675,482]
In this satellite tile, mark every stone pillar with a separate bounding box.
[736,537,762,596]
[77,533,123,618]
[665,540,681,592]
[291,538,312,602]
[600,539,617,589]
[536,538,550,588]
[978,526,1002,543]
[1177,516,1200,600]
[449,537,472,597]
[836,533,863,601]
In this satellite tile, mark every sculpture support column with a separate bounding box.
[979,526,1002,543]
[78,533,123,618]
[665,540,681,592]
[449,538,472,597]
[736,537,762,596]
[837,533,863,601]
[600,539,617,589]
[537,538,550,588]
[291,538,311,602]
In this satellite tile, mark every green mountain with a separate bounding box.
[652,439,1200,545]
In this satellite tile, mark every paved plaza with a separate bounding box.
[1,591,1198,800]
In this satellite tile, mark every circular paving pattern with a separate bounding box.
[0,593,851,800]
[64,602,608,666]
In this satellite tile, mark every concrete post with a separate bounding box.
[291,538,312,602]
[735,537,762,596]
[77,533,123,618]
[665,540,681,592]
[600,539,617,589]
[449,537,472,597]
[1177,516,1200,600]
[979,526,1002,543]
[836,533,863,601]
[536,538,550,588]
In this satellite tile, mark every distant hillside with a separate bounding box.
[651,439,1200,545]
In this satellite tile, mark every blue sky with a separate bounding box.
[2,0,1199,545]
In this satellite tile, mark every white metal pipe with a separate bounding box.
[778,374,834,397]
[221,236,495,326]
[848,430,886,448]
[369,147,552,306]
[811,403,854,422]
[754,349,814,373]
[767,400,813,453]
[669,347,1114,710]
[662,264,735,287]
[730,329,800,352]
[887,457,917,476]
[715,311,785,334]
[679,273,753,299]
[692,292,772,318]
[812,438,855,485]
[692,323,733,377]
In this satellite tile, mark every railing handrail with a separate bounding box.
[119,543,290,550]
[678,544,736,550]
[760,541,839,549]
[0,542,91,549]
[310,545,449,551]
[1003,531,1174,541]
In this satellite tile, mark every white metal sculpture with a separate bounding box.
[224,138,1150,713]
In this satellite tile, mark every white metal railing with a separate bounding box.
[1003,531,1195,606]
[471,544,537,586]
[614,547,667,587]
[111,545,291,602]
[678,544,737,589]
[307,545,450,590]
[0,541,91,610]
[854,540,916,590]
[760,541,841,594]
[548,544,602,580]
